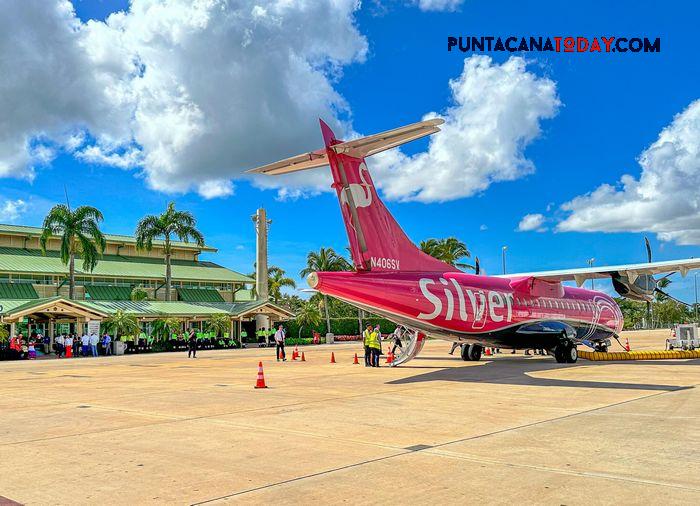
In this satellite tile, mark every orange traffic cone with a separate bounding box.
[625,338,631,352]
[292,345,299,360]
[301,351,306,362]
[485,347,492,356]
[386,350,394,364]
[330,352,336,363]
[254,361,267,389]
[353,353,359,364]
[278,348,283,361]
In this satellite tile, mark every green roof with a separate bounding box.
[0,247,253,283]
[0,297,294,319]
[85,285,133,301]
[0,223,217,252]
[81,299,293,318]
[178,288,224,302]
[234,288,255,301]
[0,282,38,299]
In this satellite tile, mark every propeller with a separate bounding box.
[644,236,689,311]
[644,236,652,325]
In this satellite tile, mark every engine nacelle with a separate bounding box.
[611,272,656,301]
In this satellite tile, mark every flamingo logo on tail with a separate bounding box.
[340,162,373,209]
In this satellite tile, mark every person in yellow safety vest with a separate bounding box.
[256,327,266,345]
[267,328,275,346]
[362,324,373,367]
[368,327,381,367]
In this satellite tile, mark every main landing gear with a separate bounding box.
[552,337,578,364]
[461,344,483,362]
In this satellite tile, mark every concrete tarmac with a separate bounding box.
[1,330,698,505]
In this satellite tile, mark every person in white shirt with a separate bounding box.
[89,333,99,357]
[81,333,90,357]
[55,334,65,358]
[274,325,286,362]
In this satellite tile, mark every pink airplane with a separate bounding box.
[249,119,700,366]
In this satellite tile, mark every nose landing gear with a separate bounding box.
[552,338,578,363]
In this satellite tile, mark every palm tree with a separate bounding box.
[300,247,352,334]
[248,264,297,302]
[268,266,296,303]
[40,204,106,299]
[130,287,149,301]
[103,310,140,341]
[206,313,231,338]
[150,317,182,342]
[295,300,322,339]
[135,202,205,301]
[420,237,473,270]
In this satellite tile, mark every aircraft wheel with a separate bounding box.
[566,344,578,363]
[553,344,567,363]
[460,344,471,361]
[468,344,482,361]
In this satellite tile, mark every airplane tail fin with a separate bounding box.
[248,118,456,273]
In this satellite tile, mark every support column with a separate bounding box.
[49,320,55,355]
[229,318,234,340]
[10,322,16,337]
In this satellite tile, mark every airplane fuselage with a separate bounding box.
[308,270,623,349]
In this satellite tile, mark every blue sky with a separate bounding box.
[2,0,700,301]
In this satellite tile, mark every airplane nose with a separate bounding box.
[306,272,319,289]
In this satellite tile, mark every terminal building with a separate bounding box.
[0,214,292,342]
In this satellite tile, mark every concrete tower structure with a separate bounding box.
[252,208,271,331]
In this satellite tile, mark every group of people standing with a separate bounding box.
[7,331,114,360]
[54,332,112,358]
[8,333,41,360]
[362,325,403,367]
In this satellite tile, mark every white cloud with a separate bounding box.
[0,1,133,180]
[0,0,366,197]
[479,224,488,231]
[0,199,28,223]
[370,56,560,202]
[557,99,700,245]
[76,144,142,169]
[197,179,234,200]
[517,213,547,232]
[413,0,464,12]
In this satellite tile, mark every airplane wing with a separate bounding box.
[246,118,444,175]
[496,258,700,287]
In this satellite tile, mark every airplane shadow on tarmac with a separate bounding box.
[388,356,698,391]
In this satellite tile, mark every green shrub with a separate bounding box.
[285,317,397,339]
[285,337,314,346]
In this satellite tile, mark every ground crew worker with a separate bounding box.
[449,342,461,355]
[267,327,275,346]
[391,327,403,355]
[362,324,373,367]
[256,327,266,345]
[368,327,381,367]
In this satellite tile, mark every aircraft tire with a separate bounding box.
[566,343,578,363]
[468,344,482,361]
[553,344,567,363]
[460,344,471,361]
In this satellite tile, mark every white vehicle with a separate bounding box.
[667,324,700,350]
